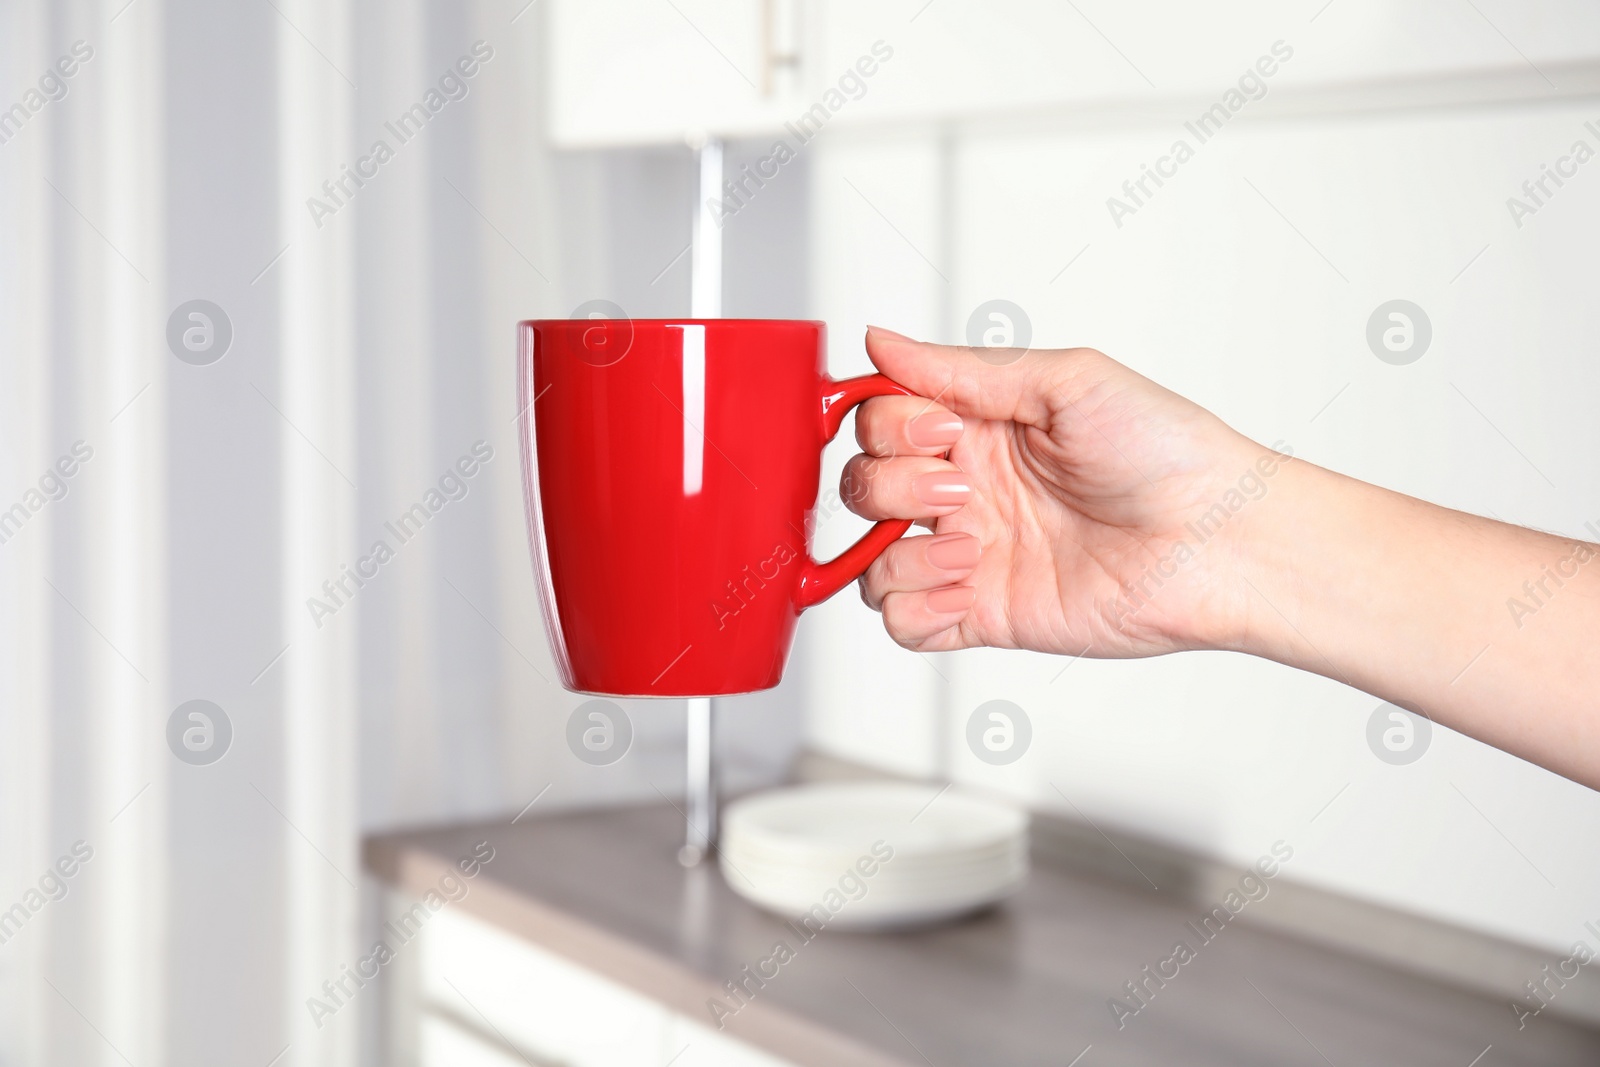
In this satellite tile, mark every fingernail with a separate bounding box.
[926,585,977,615]
[913,471,971,507]
[867,325,912,342]
[908,412,963,448]
[925,533,980,572]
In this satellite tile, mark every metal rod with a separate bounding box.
[690,136,723,318]
[680,697,716,866]
[681,135,723,867]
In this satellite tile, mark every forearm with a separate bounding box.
[1221,452,1600,787]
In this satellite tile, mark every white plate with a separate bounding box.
[731,884,1026,931]
[722,834,1025,870]
[720,782,1029,930]
[719,844,1029,886]
[723,782,1027,861]
[722,860,1027,929]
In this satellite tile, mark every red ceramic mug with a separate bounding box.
[517,318,915,697]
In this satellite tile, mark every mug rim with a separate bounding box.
[522,317,825,329]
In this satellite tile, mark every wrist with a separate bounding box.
[1180,436,1327,659]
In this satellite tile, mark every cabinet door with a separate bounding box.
[546,0,1600,146]
[548,0,806,147]
[420,1012,546,1067]
[818,0,1600,126]
[396,901,804,1067]
[665,1013,801,1067]
[417,908,669,1067]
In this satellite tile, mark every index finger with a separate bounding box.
[854,394,964,459]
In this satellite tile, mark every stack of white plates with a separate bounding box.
[719,782,1028,930]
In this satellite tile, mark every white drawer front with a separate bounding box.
[420,1011,547,1067]
[665,1014,800,1067]
[419,908,668,1067]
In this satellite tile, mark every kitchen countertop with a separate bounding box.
[365,800,1600,1067]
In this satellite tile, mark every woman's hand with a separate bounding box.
[846,327,1284,658]
[848,327,1600,788]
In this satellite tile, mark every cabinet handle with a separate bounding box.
[762,0,801,96]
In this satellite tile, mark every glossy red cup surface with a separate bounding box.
[518,319,913,697]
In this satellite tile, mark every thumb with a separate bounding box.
[865,326,1058,427]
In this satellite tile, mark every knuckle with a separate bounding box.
[840,463,869,506]
[838,467,864,505]
[855,397,914,456]
[879,595,920,650]
[853,399,887,448]
[876,550,904,588]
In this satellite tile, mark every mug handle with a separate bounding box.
[796,373,922,609]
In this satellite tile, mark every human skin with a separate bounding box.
[845,327,1600,789]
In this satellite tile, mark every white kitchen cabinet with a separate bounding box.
[416,906,668,1066]
[664,1014,800,1067]
[545,0,1600,147]
[419,1013,536,1067]
[823,0,1600,124]
[398,904,798,1067]
[547,0,809,147]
